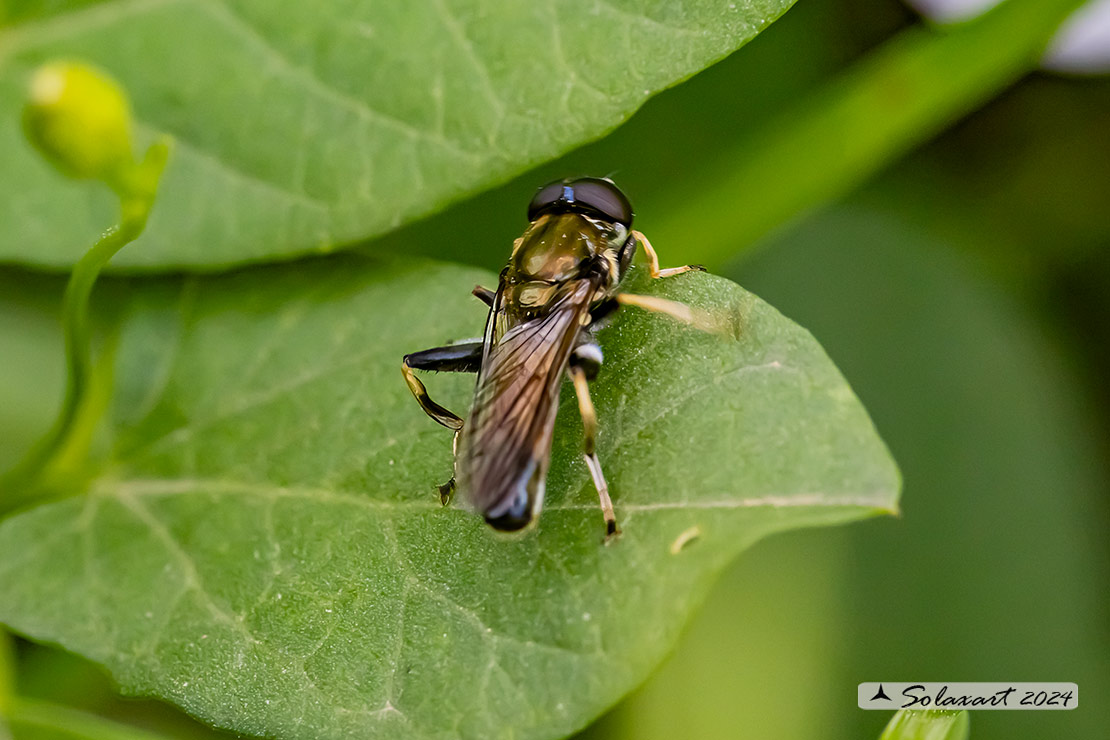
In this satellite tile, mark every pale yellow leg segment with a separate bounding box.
[570,366,619,541]
[616,292,721,334]
[631,230,705,279]
[401,359,465,431]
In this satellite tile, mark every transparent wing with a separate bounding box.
[457,278,597,525]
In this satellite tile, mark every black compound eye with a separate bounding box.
[527,180,568,223]
[570,177,633,226]
[526,177,633,227]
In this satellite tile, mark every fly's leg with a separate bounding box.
[569,343,620,542]
[632,229,706,279]
[623,232,723,333]
[401,341,482,429]
[402,341,483,502]
[472,285,495,307]
[615,292,721,334]
[437,430,460,506]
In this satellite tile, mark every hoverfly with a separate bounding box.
[402,177,705,540]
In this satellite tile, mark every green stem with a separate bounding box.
[652,0,1089,268]
[6,696,174,740]
[0,139,169,514]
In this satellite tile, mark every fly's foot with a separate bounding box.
[631,230,708,279]
[654,263,706,279]
[438,477,456,506]
[603,519,622,545]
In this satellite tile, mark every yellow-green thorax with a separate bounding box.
[506,213,624,310]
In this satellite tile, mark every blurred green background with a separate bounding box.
[2,0,1108,737]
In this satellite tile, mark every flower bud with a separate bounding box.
[23,61,135,191]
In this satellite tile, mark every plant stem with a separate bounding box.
[0,140,170,514]
[651,0,1090,268]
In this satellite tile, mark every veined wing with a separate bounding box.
[457,277,597,529]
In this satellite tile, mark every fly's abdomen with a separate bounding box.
[456,330,566,531]
[456,280,594,531]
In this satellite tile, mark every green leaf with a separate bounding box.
[12,641,229,740]
[0,0,796,271]
[646,0,1088,270]
[0,630,11,740]
[7,696,177,740]
[0,257,898,739]
[880,710,969,740]
[0,630,12,716]
[587,206,1110,740]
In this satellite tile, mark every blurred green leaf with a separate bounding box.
[879,710,969,740]
[8,697,174,740]
[12,642,226,740]
[0,632,12,714]
[648,0,1088,269]
[0,0,797,271]
[0,631,12,740]
[0,270,72,474]
[577,526,856,740]
[0,255,897,739]
[858,75,1110,281]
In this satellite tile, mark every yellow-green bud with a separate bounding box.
[880,710,969,740]
[23,61,136,191]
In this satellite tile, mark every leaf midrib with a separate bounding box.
[97,477,895,513]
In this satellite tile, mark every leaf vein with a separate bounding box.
[128,344,385,456]
[136,121,330,211]
[115,491,266,651]
[104,477,893,513]
[430,0,506,118]
[201,0,481,159]
[0,0,181,64]
[604,359,787,463]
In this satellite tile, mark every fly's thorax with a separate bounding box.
[511,212,627,284]
[508,280,558,311]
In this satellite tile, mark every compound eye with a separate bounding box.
[527,180,567,223]
[526,177,634,227]
[570,178,633,227]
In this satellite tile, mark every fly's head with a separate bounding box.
[513,177,635,290]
